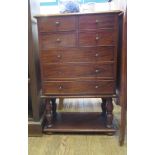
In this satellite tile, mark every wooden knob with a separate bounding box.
[95,53,99,57]
[95,69,99,73]
[95,19,99,24]
[58,86,62,90]
[55,21,60,25]
[57,54,61,58]
[96,36,99,40]
[56,38,61,42]
[95,85,99,89]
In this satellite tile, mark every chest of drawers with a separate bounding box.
[35,11,122,134]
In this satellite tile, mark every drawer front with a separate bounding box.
[79,30,115,47]
[79,14,115,30]
[43,80,115,95]
[42,63,114,80]
[41,46,114,63]
[38,16,76,32]
[40,33,76,49]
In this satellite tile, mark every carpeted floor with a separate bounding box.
[29,98,127,155]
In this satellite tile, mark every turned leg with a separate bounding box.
[106,98,113,128]
[45,98,52,128]
[101,98,107,118]
[51,98,57,119]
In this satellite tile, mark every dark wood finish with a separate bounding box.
[108,0,127,146]
[43,80,115,95]
[45,98,52,128]
[43,112,116,134]
[106,98,113,128]
[79,30,115,47]
[118,1,127,146]
[41,47,114,63]
[101,98,107,117]
[35,12,122,135]
[41,94,117,98]
[40,32,76,49]
[42,63,114,80]
[38,16,76,32]
[79,14,115,29]
[28,0,41,121]
[51,98,57,118]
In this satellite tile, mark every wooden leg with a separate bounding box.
[101,98,106,118]
[45,98,52,128]
[106,98,113,128]
[51,98,57,119]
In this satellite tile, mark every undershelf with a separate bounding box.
[43,112,117,134]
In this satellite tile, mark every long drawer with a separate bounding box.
[79,29,115,47]
[41,63,114,80]
[40,32,76,49]
[42,80,115,95]
[41,46,114,63]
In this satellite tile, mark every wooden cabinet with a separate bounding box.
[35,11,122,134]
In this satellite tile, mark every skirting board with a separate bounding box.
[28,113,45,137]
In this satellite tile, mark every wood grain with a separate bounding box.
[43,80,115,95]
[42,63,114,80]
[40,46,114,63]
[38,16,76,32]
[79,29,115,47]
[40,32,76,49]
[79,14,115,29]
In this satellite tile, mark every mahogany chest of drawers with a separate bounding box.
[35,11,122,133]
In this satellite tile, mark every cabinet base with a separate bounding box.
[43,112,116,134]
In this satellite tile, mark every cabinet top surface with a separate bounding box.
[34,10,122,18]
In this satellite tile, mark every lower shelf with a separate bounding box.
[43,112,116,134]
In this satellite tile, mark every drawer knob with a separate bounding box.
[95,69,99,73]
[95,85,99,89]
[95,19,99,24]
[58,86,63,90]
[95,53,99,57]
[55,21,60,25]
[57,54,61,58]
[96,36,99,40]
[56,38,61,42]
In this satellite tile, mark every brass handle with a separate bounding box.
[95,85,99,89]
[96,36,99,40]
[56,38,61,42]
[95,69,99,73]
[55,21,60,25]
[95,53,99,57]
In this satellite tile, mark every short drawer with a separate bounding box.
[41,46,114,63]
[79,30,115,47]
[40,32,76,49]
[38,16,76,32]
[41,63,114,80]
[42,80,115,95]
[79,14,115,30]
